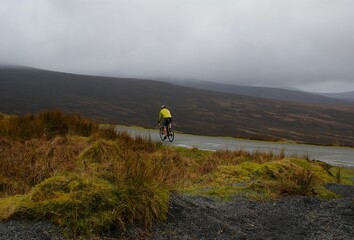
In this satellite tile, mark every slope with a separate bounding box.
[1,66,354,146]
[171,80,353,105]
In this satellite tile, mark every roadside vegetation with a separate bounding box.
[0,110,353,239]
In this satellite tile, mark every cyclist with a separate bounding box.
[158,105,172,140]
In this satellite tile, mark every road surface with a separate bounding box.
[115,125,354,167]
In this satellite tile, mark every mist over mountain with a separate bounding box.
[169,80,353,105]
[316,91,354,101]
[1,66,354,146]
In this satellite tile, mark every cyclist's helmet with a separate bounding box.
[161,105,166,109]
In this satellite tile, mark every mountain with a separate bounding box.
[316,91,354,101]
[170,80,353,105]
[1,66,354,146]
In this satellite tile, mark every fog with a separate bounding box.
[1,0,354,92]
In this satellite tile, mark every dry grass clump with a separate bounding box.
[248,161,319,198]
[13,174,127,236]
[0,139,179,236]
[187,157,339,200]
[0,110,97,139]
[1,136,179,237]
[0,111,182,237]
[198,149,285,174]
[0,136,87,197]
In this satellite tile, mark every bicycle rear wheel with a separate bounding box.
[167,127,174,142]
[159,127,166,141]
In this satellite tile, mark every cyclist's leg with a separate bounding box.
[167,118,172,134]
[163,118,167,137]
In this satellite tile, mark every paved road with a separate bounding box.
[115,126,354,167]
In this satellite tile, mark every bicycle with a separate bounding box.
[159,122,174,142]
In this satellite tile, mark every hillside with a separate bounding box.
[317,91,354,101]
[171,80,354,105]
[1,66,354,146]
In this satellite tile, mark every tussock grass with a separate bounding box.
[0,136,86,197]
[0,110,96,139]
[197,149,285,175]
[185,157,344,200]
[0,111,179,237]
[0,110,351,238]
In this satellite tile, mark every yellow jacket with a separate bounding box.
[159,108,172,121]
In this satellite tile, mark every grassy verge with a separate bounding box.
[0,110,352,238]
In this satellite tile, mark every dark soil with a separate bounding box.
[1,184,353,240]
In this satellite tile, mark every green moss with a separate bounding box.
[245,181,279,200]
[175,146,212,161]
[214,162,261,184]
[201,186,244,200]
[330,167,354,185]
[288,158,312,168]
[316,186,342,199]
[17,174,123,236]
[0,113,10,119]
[0,172,169,238]
[0,195,27,219]
[181,158,342,200]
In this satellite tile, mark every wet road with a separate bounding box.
[115,126,354,167]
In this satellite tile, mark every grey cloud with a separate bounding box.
[1,0,354,92]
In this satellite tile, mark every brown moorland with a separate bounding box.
[1,66,354,146]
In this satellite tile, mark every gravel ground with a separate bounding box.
[0,220,65,240]
[1,184,353,240]
[140,184,354,240]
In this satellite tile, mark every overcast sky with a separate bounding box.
[1,0,354,92]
